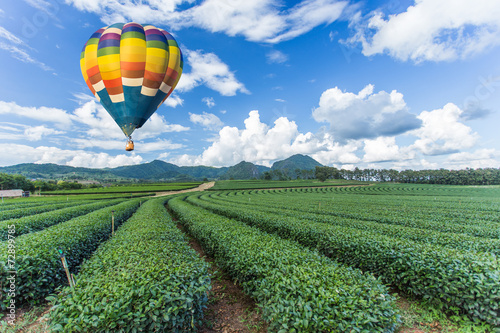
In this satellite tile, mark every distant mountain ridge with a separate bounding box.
[0,154,323,181]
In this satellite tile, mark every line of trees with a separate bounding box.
[315,166,500,185]
[0,173,103,192]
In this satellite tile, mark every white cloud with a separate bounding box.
[444,149,500,169]
[348,0,500,62]
[66,0,348,44]
[71,101,123,139]
[138,139,184,152]
[411,103,478,155]
[134,113,189,140]
[24,126,64,141]
[363,136,414,162]
[0,26,53,71]
[189,112,224,131]
[311,135,361,165]
[162,93,183,108]
[275,99,286,102]
[0,26,24,45]
[0,42,53,71]
[65,152,143,168]
[177,49,249,96]
[266,50,288,64]
[0,101,73,128]
[0,144,143,168]
[171,110,325,167]
[202,97,215,108]
[265,0,348,43]
[312,84,421,140]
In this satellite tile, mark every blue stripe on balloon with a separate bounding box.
[98,38,121,49]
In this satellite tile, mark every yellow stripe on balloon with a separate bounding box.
[120,38,146,47]
[85,45,99,68]
[98,54,121,72]
[145,56,167,72]
[100,69,122,80]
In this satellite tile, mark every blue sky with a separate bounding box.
[0,0,499,170]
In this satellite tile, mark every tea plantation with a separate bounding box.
[0,183,498,332]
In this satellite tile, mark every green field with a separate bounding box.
[40,182,203,195]
[210,178,369,190]
[1,183,499,332]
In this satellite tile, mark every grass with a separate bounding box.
[0,306,51,333]
[394,293,494,333]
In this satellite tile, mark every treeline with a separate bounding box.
[315,166,500,185]
[0,173,101,192]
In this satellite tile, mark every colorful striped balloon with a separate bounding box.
[80,23,183,138]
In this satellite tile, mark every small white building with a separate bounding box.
[0,189,24,198]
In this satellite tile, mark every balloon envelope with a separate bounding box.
[80,22,183,137]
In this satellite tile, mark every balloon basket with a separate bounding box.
[125,139,134,151]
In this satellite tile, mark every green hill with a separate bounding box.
[0,155,324,181]
[222,161,270,180]
[271,154,323,170]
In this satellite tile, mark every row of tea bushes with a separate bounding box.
[0,199,125,241]
[48,198,211,332]
[208,191,500,238]
[0,200,92,221]
[185,195,500,327]
[169,196,399,332]
[0,199,141,309]
[198,194,500,255]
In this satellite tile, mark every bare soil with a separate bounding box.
[154,181,215,197]
[174,221,267,333]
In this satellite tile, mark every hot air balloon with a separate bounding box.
[80,22,183,151]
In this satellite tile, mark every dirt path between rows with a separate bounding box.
[154,181,215,197]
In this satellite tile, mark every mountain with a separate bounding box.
[222,161,270,180]
[271,154,323,171]
[109,160,180,179]
[0,163,119,180]
[0,155,323,181]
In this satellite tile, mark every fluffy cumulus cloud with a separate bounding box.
[70,100,188,140]
[311,136,361,166]
[0,99,188,165]
[24,126,64,141]
[177,49,249,96]
[410,103,478,155]
[446,148,500,169]
[170,110,324,167]
[348,0,500,62]
[312,84,421,141]
[66,0,348,44]
[0,144,143,168]
[363,136,414,163]
[189,112,224,131]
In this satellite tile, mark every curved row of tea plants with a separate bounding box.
[208,190,500,238]
[184,193,500,327]
[0,199,126,241]
[43,182,203,195]
[199,194,500,255]
[0,200,56,211]
[169,196,399,332]
[0,200,92,221]
[0,199,141,309]
[48,198,211,333]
